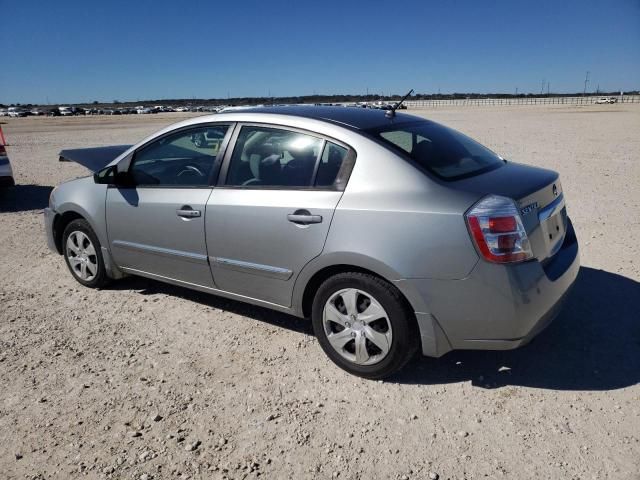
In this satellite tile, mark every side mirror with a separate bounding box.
[94,165,117,184]
[94,165,133,186]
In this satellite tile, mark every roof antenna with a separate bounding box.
[386,88,413,118]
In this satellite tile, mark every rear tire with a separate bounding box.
[311,272,418,379]
[62,219,109,288]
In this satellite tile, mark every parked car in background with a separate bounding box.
[30,109,45,116]
[0,109,8,117]
[0,139,15,187]
[58,106,74,116]
[595,97,617,104]
[7,107,28,117]
[45,107,579,379]
[190,125,227,147]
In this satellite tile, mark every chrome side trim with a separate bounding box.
[538,193,565,222]
[211,256,293,281]
[112,240,208,265]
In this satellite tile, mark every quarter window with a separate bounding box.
[130,125,229,186]
[315,142,348,187]
[225,126,323,187]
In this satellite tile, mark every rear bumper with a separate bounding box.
[409,219,580,356]
[44,207,58,253]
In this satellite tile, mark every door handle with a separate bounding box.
[287,209,322,225]
[176,206,201,218]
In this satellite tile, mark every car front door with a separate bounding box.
[106,124,233,288]
[205,124,354,306]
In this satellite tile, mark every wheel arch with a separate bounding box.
[52,210,86,254]
[294,252,429,319]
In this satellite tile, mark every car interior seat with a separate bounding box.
[239,143,279,185]
[283,147,316,186]
[258,154,282,186]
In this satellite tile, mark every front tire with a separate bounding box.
[62,219,109,288]
[311,272,418,379]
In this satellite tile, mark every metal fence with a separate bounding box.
[405,95,640,108]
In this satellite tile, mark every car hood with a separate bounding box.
[59,145,132,172]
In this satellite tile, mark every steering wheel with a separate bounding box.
[242,178,261,186]
[177,164,206,177]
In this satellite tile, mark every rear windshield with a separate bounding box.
[367,121,504,180]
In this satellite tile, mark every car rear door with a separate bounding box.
[205,124,354,306]
[106,124,233,287]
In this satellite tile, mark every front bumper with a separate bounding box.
[0,176,14,187]
[410,219,580,355]
[44,207,58,253]
[0,156,14,186]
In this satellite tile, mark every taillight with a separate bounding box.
[0,145,5,156]
[465,195,533,264]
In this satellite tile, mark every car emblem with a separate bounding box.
[552,184,558,196]
[520,202,538,215]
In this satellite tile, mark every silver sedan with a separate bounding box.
[44,106,579,378]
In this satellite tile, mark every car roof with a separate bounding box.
[217,106,425,130]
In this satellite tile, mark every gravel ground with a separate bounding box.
[1,105,639,480]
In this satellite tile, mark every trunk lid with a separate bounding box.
[451,161,567,261]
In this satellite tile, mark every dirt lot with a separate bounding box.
[1,105,639,480]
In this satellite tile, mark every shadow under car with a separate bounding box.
[108,266,640,391]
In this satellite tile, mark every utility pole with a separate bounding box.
[583,71,590,96]
[547,81,550,95]
[540,79,545,95]
[515,87,518,96]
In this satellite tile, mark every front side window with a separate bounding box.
[225,126,324,187]
[368,121,503,180]
[130,125,229,186]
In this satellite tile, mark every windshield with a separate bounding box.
[367,121,504,180]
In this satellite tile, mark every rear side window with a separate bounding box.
[224,126,353,190]
[368,121,503,180]
[226,126,323,187]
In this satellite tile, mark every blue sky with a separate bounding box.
[1,0,639,104]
